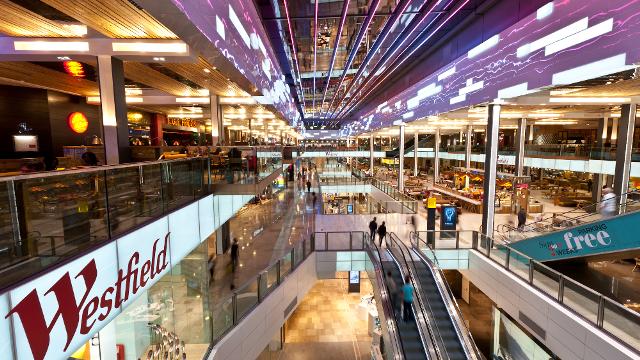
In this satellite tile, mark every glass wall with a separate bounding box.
[492,306,557,359]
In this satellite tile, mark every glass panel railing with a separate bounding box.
[561,278,600,323]
[418,230,640,351]
[212,296,234,341]
[0,157,211,290]
[280,250,292,278]
[235,279,259,321]
[602,298,640,349]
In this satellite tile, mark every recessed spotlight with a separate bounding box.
[203,68,211,73]
[57,56,71,61]
[153,57,165,61]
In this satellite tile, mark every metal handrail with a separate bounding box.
[365,239,405,359]
[419,230,640,353]
[386,233,440,360]
[495,190,640,242]
[410,231,482,360]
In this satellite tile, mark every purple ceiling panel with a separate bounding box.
[171,0,300,125]
[342,0,640,136]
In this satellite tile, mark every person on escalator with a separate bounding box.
[402,275,414,322]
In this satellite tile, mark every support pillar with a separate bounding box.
[414,132,418,176]
[613,104,637,206]
[515,118,526,176]
[369,134,374,174]
[434,128,440,182]
[210,95,223,145]
[465,126,472,169]
[399,124,405,192]
[216,220,231,255]
[482,104,501,237]
[97,56,129,164]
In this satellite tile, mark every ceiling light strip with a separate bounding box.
[282,0,307,114]
[312,0,319,117]
[337,0,471,120]
[324,0,382,119]
[329,0,435,119]
[331,0,450,119]
[319,0,351,117]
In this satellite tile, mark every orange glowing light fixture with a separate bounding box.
[63,60,85,77]
[67,112,88,133]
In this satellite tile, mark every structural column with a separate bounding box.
[434,128,440,182]
[613,104,637,206]
[369,134,374,174]
[515,118,526,177]
[482,104,501,237]
[592,117,609,203]
[399,124,405,192]
[210,94,223,145]
[465,126,472,169]
[414,132,418,176]
[97,56,129,164]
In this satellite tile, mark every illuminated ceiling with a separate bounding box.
[258,0,490,122]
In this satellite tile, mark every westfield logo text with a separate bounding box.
[6,234,170,360]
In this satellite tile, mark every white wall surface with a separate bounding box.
[461,251,640,360]
[208,253,318,360]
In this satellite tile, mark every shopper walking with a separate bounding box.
[312,192,317,210]
[369,217,378,243]
[402,275,414,322]
[600,187,617,218]
[306,180,311,192]
[377,221,387,247]
[517,207,527,230]
[230,238,239,272]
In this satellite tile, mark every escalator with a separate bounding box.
[385,135,433,158]
[365,241,428,360]
[495,191,640,262]
[386,233,481,360]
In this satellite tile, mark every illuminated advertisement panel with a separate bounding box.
[171,0,300,125]
[344,0,640,134]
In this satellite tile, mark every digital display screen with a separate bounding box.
[441,206,457,230]
[347,204,353,214]
[171,0,300,125]
[341,0,639,136]
[349,271,360,284]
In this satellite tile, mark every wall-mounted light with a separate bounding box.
[63,61,85,77]
[68,112,89,134]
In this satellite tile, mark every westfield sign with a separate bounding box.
[6,234,170,360]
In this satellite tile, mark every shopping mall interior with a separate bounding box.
[0,0,639,359]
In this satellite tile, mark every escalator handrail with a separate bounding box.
[495,190,640,239]
[410,231,482,360]
[386,233,443,360]
[365,240,406,360]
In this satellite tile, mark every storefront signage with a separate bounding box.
[7,236,169,360]
[508,212,640,262]
[167,118,200,128]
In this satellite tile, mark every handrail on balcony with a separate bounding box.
[412,230,640,353]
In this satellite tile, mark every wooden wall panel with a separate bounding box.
[42,0,177,39]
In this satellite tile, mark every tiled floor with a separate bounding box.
[277,279,374,360]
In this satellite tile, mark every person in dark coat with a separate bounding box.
[369,217,378,242]
[517,207,527,229]
[377,221,387,247]
[230,238,239,272]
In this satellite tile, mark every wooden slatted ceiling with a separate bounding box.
[0,62,98,96]
[123,62,200,96]
[0,0,81,37]
[41,0,176,39]
[162,58,247,97]
[569,78,640,98]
